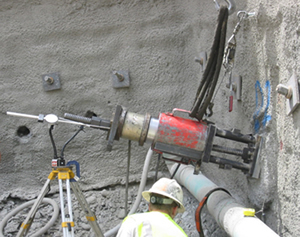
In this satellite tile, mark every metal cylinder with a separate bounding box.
[154,113,208,151]
[146,118,159,144]
[120,112,151,146]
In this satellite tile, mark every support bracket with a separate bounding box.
[195,52,207,72]
[226,74,242,101]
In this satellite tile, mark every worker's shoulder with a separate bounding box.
[123,212,149,222]
[125,211,171,222]
[124,211,166,222]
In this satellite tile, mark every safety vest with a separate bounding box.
[117,211,188,237]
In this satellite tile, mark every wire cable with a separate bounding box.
[125,140,131,215]
[104,147,153,237]
[154,153,161,182]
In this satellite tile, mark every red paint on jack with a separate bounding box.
[155,113,208,151]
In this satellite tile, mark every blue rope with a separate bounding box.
[262,80,272,127]
[253,80,272,134]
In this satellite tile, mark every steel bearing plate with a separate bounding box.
[112,70,130,88]
[42,72,61,91]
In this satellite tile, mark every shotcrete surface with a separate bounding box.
[1,0,300,236]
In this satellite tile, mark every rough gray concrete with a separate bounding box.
[1,0,300,236]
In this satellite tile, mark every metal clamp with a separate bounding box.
[223,11,256,72]
[66,161,81,182]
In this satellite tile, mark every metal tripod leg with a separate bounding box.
[16,178,51,237]
[15,166,103,237]
[70,182,104,237]
[58,168,75,237]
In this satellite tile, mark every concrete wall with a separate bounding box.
[0,0,299,236]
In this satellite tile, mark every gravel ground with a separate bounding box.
[0,172,228,237]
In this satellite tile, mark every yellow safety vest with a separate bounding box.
[117,211,188,237]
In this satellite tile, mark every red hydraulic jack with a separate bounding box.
[65,105,262,179]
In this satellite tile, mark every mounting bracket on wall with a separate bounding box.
[42,72,61,91]
[112,70,130,88]
[195,52,207,72]
[276,73,300,115]
[226,74,242,101]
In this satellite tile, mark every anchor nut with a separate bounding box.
[276,84,293,99]
[113,71,125,82]
[44,76,54,85]
[195,57,204,65]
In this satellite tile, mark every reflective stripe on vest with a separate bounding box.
[138,221,153,237]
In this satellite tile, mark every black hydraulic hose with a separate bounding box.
[49,125,58,159]
[191,8,228,120]
[197,15,228,117]
[193,58,217,114]
[190,6,229,121]
[60,125,84,158]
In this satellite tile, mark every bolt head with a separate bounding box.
[44,76,54,84]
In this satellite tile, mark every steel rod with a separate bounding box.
[212,144,243,156]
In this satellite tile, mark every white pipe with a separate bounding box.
[0,198,59,237]
[104,147,153,237]
[166,161,279,237]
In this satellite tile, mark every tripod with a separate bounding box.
[6,112,105,237]
[17,163,104,237]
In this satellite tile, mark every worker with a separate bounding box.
[116,177,188,237]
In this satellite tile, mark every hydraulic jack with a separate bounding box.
[64,105,263,179]
[8,107,262,179]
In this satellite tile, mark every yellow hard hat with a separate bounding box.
[142,178,185,213]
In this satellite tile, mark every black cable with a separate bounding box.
[49,125,58,159]
[171,162,181,179]
[154,154,161,182]
[60,125,84,158]
[190,6,229,121]
[197,13,228,118]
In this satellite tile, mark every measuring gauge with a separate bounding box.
[44,114,59,124]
